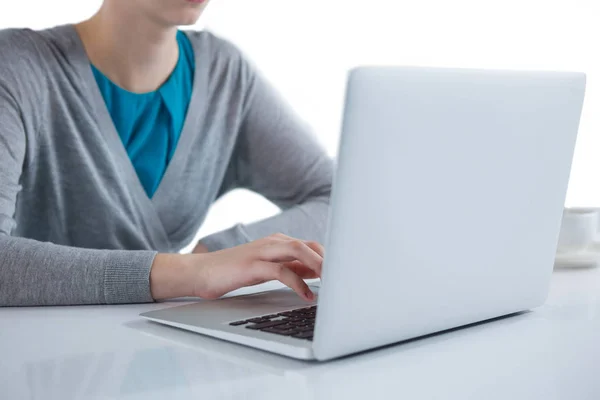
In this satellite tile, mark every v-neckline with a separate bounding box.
[65,24,207,212]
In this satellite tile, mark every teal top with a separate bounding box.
[91,31,195,198]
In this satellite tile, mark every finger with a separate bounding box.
[304,241,325,258]
[261,241,323,277]
[269,234,325,259]
[283,261,320,279]
[253,261,314,301]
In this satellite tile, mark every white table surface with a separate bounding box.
[1,267,599,400]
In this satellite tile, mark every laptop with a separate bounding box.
[141,66,586,361]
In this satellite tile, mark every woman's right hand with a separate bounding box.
[150,234,324,302]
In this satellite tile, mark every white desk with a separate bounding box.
[1,267,599,400]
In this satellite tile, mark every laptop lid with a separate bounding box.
[313,66,586,361]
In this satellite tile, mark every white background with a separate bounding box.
[1,0,598,251]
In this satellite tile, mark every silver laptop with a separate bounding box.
[141,66,586,361]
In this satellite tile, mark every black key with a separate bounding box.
[292,331,314,339]
[270,323,296,331]
[298,312,315,318]
[245,320,288,330]
[261,327,299,336]
[261,327,288,335]
[263,314,278,319]
[298,326,313,332]
[278,311,295,317]
[296,306,315,312]
[267,323,300,331]
[270,327,301,335]
[246,317,268,323]
[229,320,248,326]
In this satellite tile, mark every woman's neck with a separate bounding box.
[75,4,180,93]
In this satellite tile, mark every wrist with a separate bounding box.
[150,253,198,300]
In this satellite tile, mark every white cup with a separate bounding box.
[557,208,599,253]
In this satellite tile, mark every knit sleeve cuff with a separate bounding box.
[103,250,158,304]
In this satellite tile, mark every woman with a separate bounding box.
[0,0,333,306]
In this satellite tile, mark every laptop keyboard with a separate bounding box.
[229,306,317,341]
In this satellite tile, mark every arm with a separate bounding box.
[0,81,158,307]
[199,61,334,251]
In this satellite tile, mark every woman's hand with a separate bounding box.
[150,234,324,302]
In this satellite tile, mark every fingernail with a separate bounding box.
[305,290,314,300]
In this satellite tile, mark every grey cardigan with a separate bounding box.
[0,25,333,306]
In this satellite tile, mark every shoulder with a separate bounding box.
[0,27,57,104]
[0,27,39,49]
[0,25,78,78]
[0,27,63,138]
[0,29,45,107]
[0,28,48,74]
